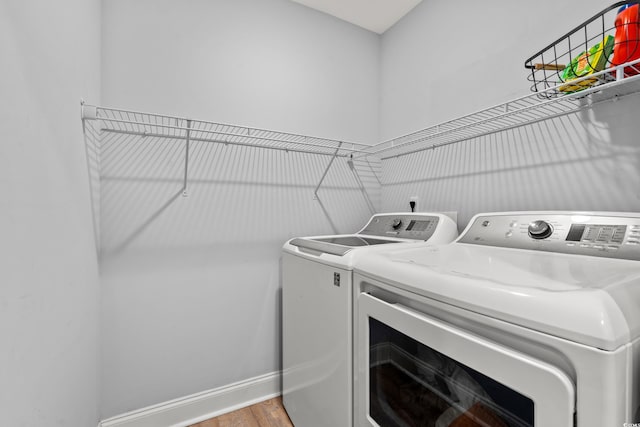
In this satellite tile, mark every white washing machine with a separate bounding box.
[282,212,458,427]
[353,211,640,427]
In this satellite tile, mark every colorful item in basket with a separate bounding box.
[559,35,615,93]
[610,3,640,75]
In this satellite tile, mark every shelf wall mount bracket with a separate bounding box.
[182,119,192,197]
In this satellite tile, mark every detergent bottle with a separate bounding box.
[611,3,640,75]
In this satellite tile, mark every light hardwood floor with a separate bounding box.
[188,397,294,427]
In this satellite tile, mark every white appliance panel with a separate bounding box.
[353,211,640,426]
[282,212,458,427]
[282,256,352,427]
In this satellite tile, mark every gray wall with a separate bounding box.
[99,0,381,417]
[101,0,379,144]
[379,0,640,227]
[0,0,102,426]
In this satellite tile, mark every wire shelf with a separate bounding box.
[525,1,640,99]
[361,68,640,160]
[81,103,376,203]
[81,105,370,158]
[82,54,640,167]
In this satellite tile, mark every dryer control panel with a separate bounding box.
[359,213,441,241]
[458,212,640,260]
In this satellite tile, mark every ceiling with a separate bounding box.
[289,0,423,34]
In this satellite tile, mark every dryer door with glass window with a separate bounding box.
[356,292,575,427]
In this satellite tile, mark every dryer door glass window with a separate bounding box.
[369,318,534,427]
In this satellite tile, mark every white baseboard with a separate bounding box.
[98,371,281,427]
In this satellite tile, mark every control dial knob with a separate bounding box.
[391,219,403,230]
[528,220,553,239]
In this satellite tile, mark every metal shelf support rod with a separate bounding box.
[314,142,343,200]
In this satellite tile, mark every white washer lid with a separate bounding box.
[282,212,459,269]
[355,242,640,350]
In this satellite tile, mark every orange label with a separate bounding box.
[576,52,590,74]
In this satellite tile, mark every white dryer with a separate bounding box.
[353,211,640,427]
[282,213,458,427]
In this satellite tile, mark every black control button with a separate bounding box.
[391,219,403,230]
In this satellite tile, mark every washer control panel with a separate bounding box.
[458,212,640,260]
[359,214,440,240]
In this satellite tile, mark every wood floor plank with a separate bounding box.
[190,418,217,427]
[218,407,261,427]
[250,397,294,427]
[189,397,292,427]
